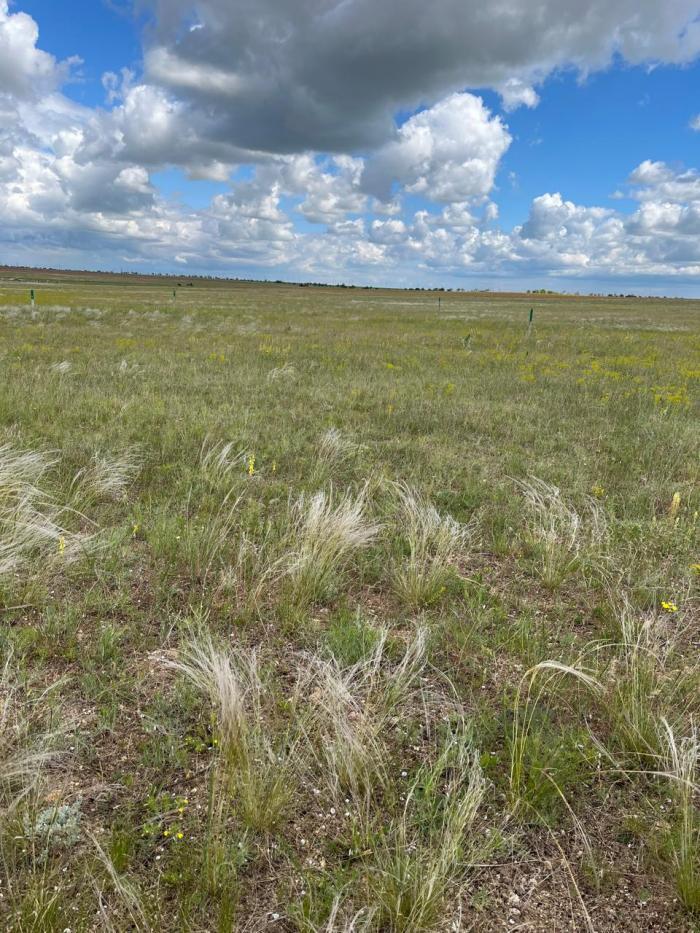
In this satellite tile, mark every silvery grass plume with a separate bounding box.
[317,427,365,469]
[514,476,608,587]
[182,489,241,586]
[592,594,699,772]
[49,361,72,375]
[0,499,68,578]
[217,520,278,612]
[117,359,142,376]
[303,896,374,932]
[284,485,381,605]
[390,482,471,607]
[70,448,142,508]
[605,598,689,766]
[659,719,700,912]
[267,362,297,382]
[199,438,247,487]
[165,636,296,834]
[366,725,487,932]
[92,833,149,933]
[236,318,262,336]
[303,628,427,806]
[0,443,52,489]
[0,653,63,819]
[0,443,88,578]
[616,594,694,676]
[510,660,603,813]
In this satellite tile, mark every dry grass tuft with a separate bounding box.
[510,659,603,812]
[0,653,62,819]
[390,482,470,606]
[200,438,247,487]
[71,448,142,507]
[181,489,241,586]
[0,443,88,578]
[659,719,700,912]
[284,485,380,604]
[165,636,296,836]
[366,725,487,931]
[604,597,696,768]
[514,476,608,586]
[317,428,365,471]
[303,628,427,805]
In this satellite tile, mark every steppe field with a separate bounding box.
[0,273,697,932]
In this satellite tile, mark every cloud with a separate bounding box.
[362,94,511,204]
[498,79,540,112]
[0,0,76,99]
[302,161,700,282]
[512,163,700,274]
[628,160,700,203]
[272,154,368,224]
[520,193,613,241]
[57,161,155,214]
[3,87,700,284]
[691,114,700,131]
[139,0,700,153]
[1,2,700,288]
[146,46,248,97]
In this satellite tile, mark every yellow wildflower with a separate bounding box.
[669,492,681,518]
[661,600,678,613]
[58,536,66,555]
[247,455,255,477]
[591,485,605,499]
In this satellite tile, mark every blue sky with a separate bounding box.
[2,0,700,292]
[494,64,700,227]
[17,0,143,103]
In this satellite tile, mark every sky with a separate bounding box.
[2,1,700,294]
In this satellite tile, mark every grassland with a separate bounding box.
[0,274,697,931]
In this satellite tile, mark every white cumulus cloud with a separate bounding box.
[362,94,511,204]
[0,0,72,99]
[0,2,700,290]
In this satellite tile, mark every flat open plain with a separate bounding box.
[0,273,697,931]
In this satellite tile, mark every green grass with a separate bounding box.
[0,275,698,930]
